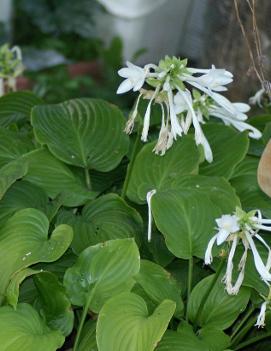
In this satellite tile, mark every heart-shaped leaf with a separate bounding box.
[135,260,183,318]
[23,149,96,207]
[96,292,175,351]
[151,176,239,259]
[187,274,250,329]
[198,327,231,351]
[0,303,64,350]
[64,238,140,312]
[127,135,201,204]
[200,124,249,179]
[0,208,73,304]
[57,193,143,254]
[31,98,129,171]
[156,330,208,351]
[0,158,28,200]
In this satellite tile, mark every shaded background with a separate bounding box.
[0,0,270,104]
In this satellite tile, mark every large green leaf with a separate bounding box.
[0,128,34,168]
[96,292,175,351]
[57,193,143,254]
[64,238,140,312]
[0,303,64,350]
[0,91,43,127]
[198,327,231,351]
[200,124,249,179]
[0,158,28,200]
[31,98,129,171]
[151,176,239,259]
[187,274,250,329]
[156,330,208,351]
[127,135,201,204]
[0,208,73,304]
[34,272,74,336]
[231,157,271,218]
[77,320,97,351]
[135,260,183,318]
[23,149,96,207]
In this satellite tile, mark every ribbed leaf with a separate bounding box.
[127,135,201,204]
[200,124,249,178]
[77,320,97,351]
[187,274,250,329]
[0,208,73,304]
[64,238,140,312]
[0,303,64,351]
[31,98,129,171]
[97,292,175,351]
[23,149,96,207]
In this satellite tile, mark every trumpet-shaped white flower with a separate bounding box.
[205,208,271,295]
[249,88,265,107]
[146,189,157,242]
[209,103,262,139]
[255,301,269,328]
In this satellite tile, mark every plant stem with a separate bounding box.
[231,315,257,347]
[230,305,255,340]
[234,331,271,350]
[121,126,141,199]
[185,257,193,321]
[84,167,91,190]
[194,259,224,325]
[73,289,95,351]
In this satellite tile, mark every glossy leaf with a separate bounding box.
[64,238,140,312]
[34,272,74,336]
[23,149,96,207]
[187,274,250,329]
[97,292,175,351]
[57,193,143,254]
[135,260,183,318]
[31,98,129,171]
[200,124,249,179]
[0,303,64,350]
[151,176,239,259]
[0,208,73,304]
[127,135,201,204]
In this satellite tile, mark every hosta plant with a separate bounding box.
[0,56,271,351]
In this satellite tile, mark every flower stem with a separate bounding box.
[230,304,255,340]
[121,125,141,199]
[194,259,225,326]
[73,288,95,351]
[233,331,271,350]
[84,167,91,190]
[231,315,257,347]
[185,256,193,321]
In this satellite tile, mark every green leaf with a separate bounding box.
[31,98,129,171]
[200,124,249,179]
[0,208,73,304]
[187,274,250,329]
[231,157,271,218]
[0,303,64,350]
[23,149,96,207]
[0,91,43,127]
[77,320,97,351]
[0,158,28,200]
[57,193,143,254]
[135,260,183,318]
[198,327,231,351]
[96,292,175,351]
[34,272,74,336]
[64,238,140,312]
[151,176,239,259]
[0,128,34,168]
[127,135,201,204]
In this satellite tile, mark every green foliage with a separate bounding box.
[0,90,269,350]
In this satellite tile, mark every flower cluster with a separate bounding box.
[205,208,271,327]
[0,44,24,96]
[117,57,261,162]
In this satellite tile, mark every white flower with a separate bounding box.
[146,189,157,242]
[186,65,233,92]
[205,209,271,295]
[255,301,268,328]
[249,88,265,107]
[153,103,173,155]
[210,103,262,139]
[117,61,148,94]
